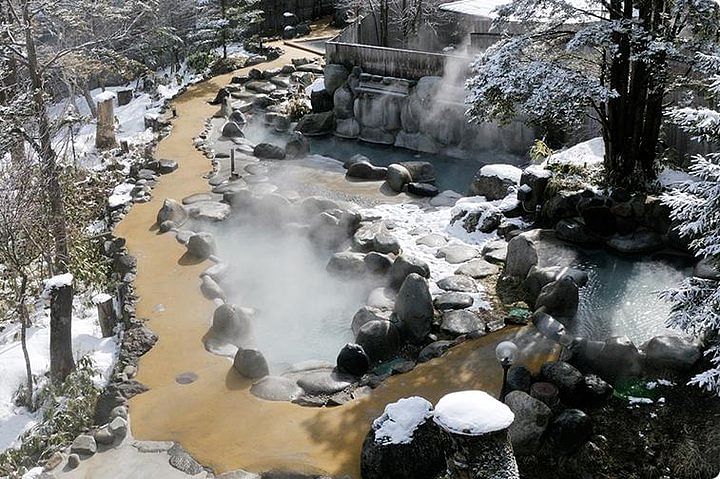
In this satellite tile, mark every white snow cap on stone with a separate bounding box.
[433,390,514,435]
[94,90,117,103]
[545,137,604,168]
[373,396,433,445]
[92,292,113,304]
[479,164,522,183]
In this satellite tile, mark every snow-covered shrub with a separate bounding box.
[661,52,720,396]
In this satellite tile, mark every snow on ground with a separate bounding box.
[544,136,605,168]
[0,291,119,453]
[373,396,433,445]
[433,390,514,435]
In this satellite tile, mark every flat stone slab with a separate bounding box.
[441,310,487,336]
[416,234,448,248]
[482,240,508,263]
[132,441,175,453]
[186,201,231,222]
[434,292,474,311]
[455,259,499,278]
[250,376,303,401]
[212,179,248,194]
[295,368,355,395]
[437,245,479,264]
[437,275,478,292]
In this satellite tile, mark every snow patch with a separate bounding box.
[479,164,522,183]
[433,390,514,435]
[545,137,605,168]
[93,90,117,103]
[373,396,433,445]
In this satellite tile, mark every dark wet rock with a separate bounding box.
[347,161,388,181]
[451,204,503,234]
[323,64,349,95]
[156,198,187,226]
[694,257,720,280]
[437,275,478,293]
[337,343,371,376]
[364,252,393,275]
[186,233,216,259]
[437,245,479,264]
[555,219,603,246]
[400,161,436,183]
[250,376,302,401]
[524,265,587,303]
[506,365,532,393]
[296,111,335,136]
[221,121,244,138]
[285,132,310,158]
[505,390,552,455]
[352,307,392,336]
[251,143,285,161]
[416,234,447,248]
[441,310,486,336]
[71,435,97,456]
[549,409,593,455]
[93,427,114,446]
[361,400,447,479]
[579,374,613,408]
[296,368,355,395]
[353,221,400,254]
[530,381,560,410]
[434,292,474,311]
[418,340,454,363]
[327,251,366,277]
[606,229,664,254]
[386,164,411,193]
[535,276,579,319]
[468,164,521,200]
[229,110,247,125]
[573,335,643,381]
[233,349,269,379]
[67,453,81,469]
[114,254,136,276]
[641,335,701,372]
[395,273,434,344]
[582,206,617,236]
[356,320,401,363]
[540,361,584,403]
[455,259,499,279]
[519,165,552,212]
[389,255,430,289]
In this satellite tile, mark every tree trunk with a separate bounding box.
[96,96,118,150]
[83,85,98,118]
[50,284,75,383]
[19,275,33,406]
[96,294,117,338]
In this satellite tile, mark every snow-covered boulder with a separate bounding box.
[468,164,522,200]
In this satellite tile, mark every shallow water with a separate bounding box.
[570,251,692,344]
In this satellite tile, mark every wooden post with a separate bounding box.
[95,92,118,150]
[94,293,117,338]
[50,282,76,383]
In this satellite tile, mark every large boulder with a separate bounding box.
[352,306,392,336]
[353,221,400,254]
[540,361,584,404]
[356,320,401,363]
[285,132,310,158]
[394,273,434,344]
[440,310,486,336]
[186,232,216,260]
[334,84,355,120]
[337,343,370,376]
[468,164,522,200]
[296,111,335,136]
[323,64,349,95]
[361,397,447,479]
[504,391,552,455]
[399,161,435,183]
[386,164,412,193]
[221,121,244,138]
[641,335,701,372]
[389,255,430,289]
[606,229,664,254]
[327,251,367,277]
[233,348,269,379]
[157,198,187,226]
[519,165,552,212]
[505,229,577,280]
[347,161,387,181]
[209,303,252,347]
[534,276,579,319]
[253,143,286,160]
[571,336,643,382]
[548,409,593,455]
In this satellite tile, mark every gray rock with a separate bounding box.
[455,259,499,278]
[533,311,567,343]
[437,275,478,292]
[394,273,434,344]
[506,365,532,393]
[389,255,430,288]
[347,161,388,181]
[482,240,508,264]
[71,434,97,456]
[182,193,215,205]
[505,391,552,455]
[168,444,204,475]
[364,252,393,274]
[221,121,244,138]
[555,219,603,246]
[641,335,701,372]
[250,376,303,401]
[159,220,175,233]
[606,230,664,254]
[399,161,436,183]
[233,349,269,379]
[535,276,579,319]
[218,469,261,479]
[156,198,187,226]
[132,440,175,453]
[213,180,248,195]
[367,287,396,310]
[334,84,355,119]
[436,245,479,264]
[407,183,439,197]
[296,111,335,136]
[416,234,447,248]
[253,143,286,160]
[540,361,584,403]
[186,201,231,222]
[576,335,643,381]
[352,307,392,336]
[335,117,361,138]
[186,232,216,260]
[285,132,310,158]
[229,110,246,125]
[434,292,474,311]
[200,275,226,301]
[520,165,552,212]
[353,221,400,254]
[418,340,454,362]
[296,368,355,395]
[327,251,367,277]
[93,428,114,445]
[386,164,412,193]
[549,409,593,455]
[323,64,349,94]
[337,343,370,376]
[451,203,503,234]
[245,81,277,94]
[468,164,522,200]
[67,454,80,469]
[356,320,401,363]
[108,416,128,440]
[441,310,486,336]
[694,257,720,280]
[110,405,128,420]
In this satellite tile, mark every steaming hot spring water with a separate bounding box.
[200,120,691,372]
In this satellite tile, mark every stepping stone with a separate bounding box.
[455,259,499,279]
[437,245,479,264]
[441,310,487,336]
[437,275,478,293]
[296,369,355,395]
[186,201,231,222]
[416,234,447,248]
[434,292,474,311]
[482,240,508,263]
[251,376,303,401]
[212,179,247,194]
[249,183,278,195]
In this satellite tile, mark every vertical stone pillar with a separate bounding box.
[434,390,519,479]
[94,293,117,338]
[95,91,117,150]
[49,275,76,383]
